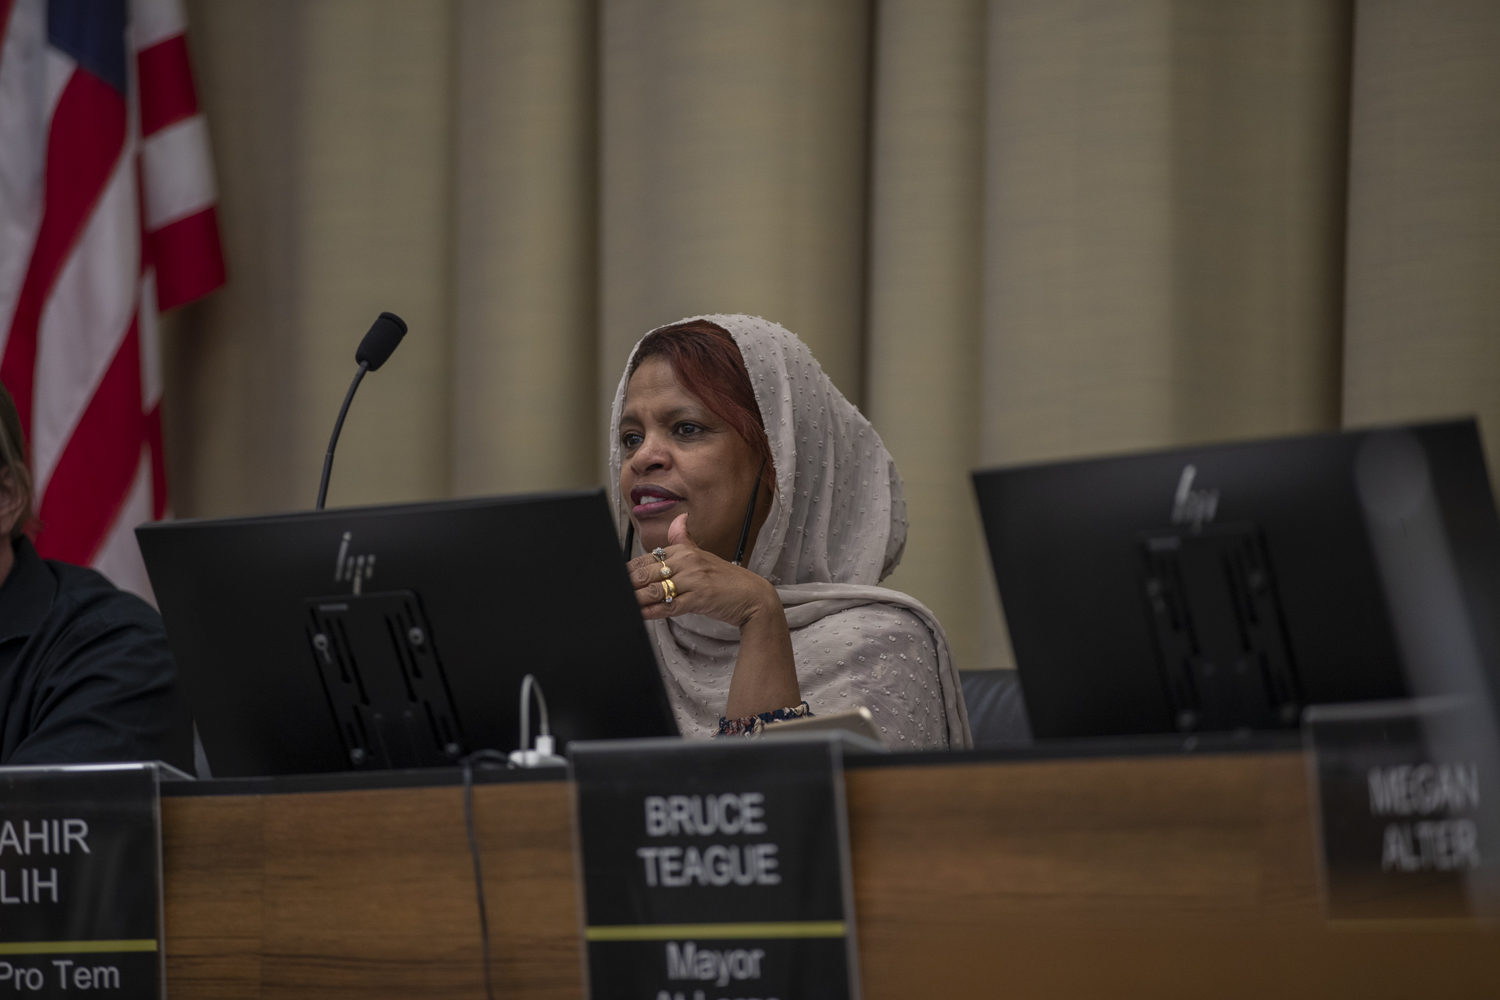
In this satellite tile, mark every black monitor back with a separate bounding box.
[973,420,1500,740]
[137,490,677,777]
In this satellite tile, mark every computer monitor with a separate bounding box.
[973,419,1500,740]
[137,490,677,777]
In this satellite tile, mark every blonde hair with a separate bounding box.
[0,383,33,542]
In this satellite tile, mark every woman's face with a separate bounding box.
[619,357,767,561]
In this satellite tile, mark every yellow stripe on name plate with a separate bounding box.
[0,940,159,956]
[586,922,846,942]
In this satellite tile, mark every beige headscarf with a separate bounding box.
[609,315,972,749]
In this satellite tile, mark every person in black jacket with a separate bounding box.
[0,384,192,771]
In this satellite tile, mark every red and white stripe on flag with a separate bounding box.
[0,0,224,603]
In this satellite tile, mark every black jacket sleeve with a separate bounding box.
[7,602,194,773]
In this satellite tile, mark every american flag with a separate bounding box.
[0,0,224,600]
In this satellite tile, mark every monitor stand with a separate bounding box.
[1140,523,1303,733]
[304,591,465,769]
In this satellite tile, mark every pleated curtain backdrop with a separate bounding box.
[164,0,1500,672]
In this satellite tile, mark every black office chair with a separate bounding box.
[959,670,1033,746]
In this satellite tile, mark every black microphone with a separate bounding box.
[316,312,408,510]
[356,311,407,371]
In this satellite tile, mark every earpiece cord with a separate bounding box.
[732,460,766,566]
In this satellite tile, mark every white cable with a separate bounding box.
[510,673,566,768]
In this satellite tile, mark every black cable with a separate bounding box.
[732,460,766,566]
[316,361,369,510]
[462,748,511,1000]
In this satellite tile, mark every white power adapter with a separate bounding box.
[508,674,567,768]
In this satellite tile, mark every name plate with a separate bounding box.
[570,735,860,1000]
[1305,699,1497,920]
[0,764,167,998]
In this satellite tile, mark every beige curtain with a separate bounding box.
[863,0,986,670]
[166,0,455,515]
[1342,0,1500,469]
[164,0,1500,672]
[600,0,871,423]
[450,0,600,496]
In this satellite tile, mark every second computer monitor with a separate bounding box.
[974,420,1500,740]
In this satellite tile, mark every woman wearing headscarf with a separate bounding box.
[614,315,971,749]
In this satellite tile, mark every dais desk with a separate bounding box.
[160,741,1499,999]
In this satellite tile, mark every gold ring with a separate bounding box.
[661,578,677,604]
[652,547,667,563]
[659,563,672,579]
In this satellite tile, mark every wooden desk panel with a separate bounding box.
[161,751,1500,999]
[164,782,580,1000]
[161,793,264,998]
[847,752,1499,997]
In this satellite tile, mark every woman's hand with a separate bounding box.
[628,513,800,719]
[627,514,778,626]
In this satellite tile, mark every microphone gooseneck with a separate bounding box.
[316,362,369,510]
[316,312,408,510]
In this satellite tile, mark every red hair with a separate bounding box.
[629,320,774,484]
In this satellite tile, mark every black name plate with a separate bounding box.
[1306,699,1497,920]
[570,735,859,1000]
[0,765,166,998]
